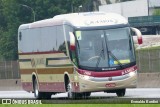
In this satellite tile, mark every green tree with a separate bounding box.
[153,9,160,15]
[115,0,133,3]
[106,0,111,4]
[0,0,93,60]
[0,0,19,60]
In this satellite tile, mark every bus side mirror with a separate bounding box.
[131,27,143,45]
[69,32,76,51]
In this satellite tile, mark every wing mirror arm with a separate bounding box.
[69,32,76,51]
[131,27,143,45]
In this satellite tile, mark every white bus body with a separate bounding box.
[18,12,142,99]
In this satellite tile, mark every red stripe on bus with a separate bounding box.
[39,82,80,92]
[77,65,137,77]
[39,82,65,92]
[22,82,80,93]
[22,82,33,92]
[72,82,80,92]
[19,51,63,55]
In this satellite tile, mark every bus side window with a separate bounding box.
[19,32,22,41]
[57,26,67,54]
[58,42,67,54]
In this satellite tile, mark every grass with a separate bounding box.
[1,104,160,107]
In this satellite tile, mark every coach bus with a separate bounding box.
[18,12,142,99]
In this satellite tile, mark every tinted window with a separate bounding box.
[57,26,66,52]
[41,26,57,51]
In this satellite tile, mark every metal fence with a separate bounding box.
[136,49,160,73]
[0,49,159,79]
[0,61,20,79]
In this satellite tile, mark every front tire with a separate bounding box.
[82,92,91,98]
[67,80,76,99]
[67,80,83,99]
[116,89,126,97]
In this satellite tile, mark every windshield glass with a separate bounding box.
[75,27,135,71]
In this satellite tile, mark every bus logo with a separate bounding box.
[84,71,91,76]
[31,59,36,67]
[85,19,118,26]
[122,67,135,75]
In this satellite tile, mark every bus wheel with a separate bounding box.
[33,79,52,99]
[67,80,84,99]
[82,92,91,98]
[116,89,126,97]
[67,80,75,99]
[33,79,42,99]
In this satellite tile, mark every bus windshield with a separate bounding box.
[75,27,136,71]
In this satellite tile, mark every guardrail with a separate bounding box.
[136,49,160,73]
[0,61,20,79]
[134,35,160,72]
[0,47,159,79]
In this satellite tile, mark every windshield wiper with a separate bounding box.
[129,38,132,50]
[95,49,104,68]
[108,51,124,69]
[95,41,105,69]
[76,39,80,53]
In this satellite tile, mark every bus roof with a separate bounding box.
[19,12,128,30]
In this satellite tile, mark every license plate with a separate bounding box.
[105,83,116,87]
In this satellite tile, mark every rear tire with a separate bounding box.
[33,79,41,99]
[116,89,126,97]
[33,79,52,99]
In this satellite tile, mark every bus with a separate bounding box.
[18,12,142,99]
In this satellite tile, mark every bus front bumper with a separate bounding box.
[78,71,137,92]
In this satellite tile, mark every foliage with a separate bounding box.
[0,0,93,60]
[115,0,133,3]
[153,9,160,16]
[121,0,133,2]
[106,0,111,4]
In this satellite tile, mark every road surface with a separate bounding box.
[0,88,159,99]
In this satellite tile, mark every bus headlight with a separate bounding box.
[84,75,90,80]
[129,71,136,77]
[79,75,91,80]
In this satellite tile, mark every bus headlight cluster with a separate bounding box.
[129,71,136,77]
[79,75,91,80]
